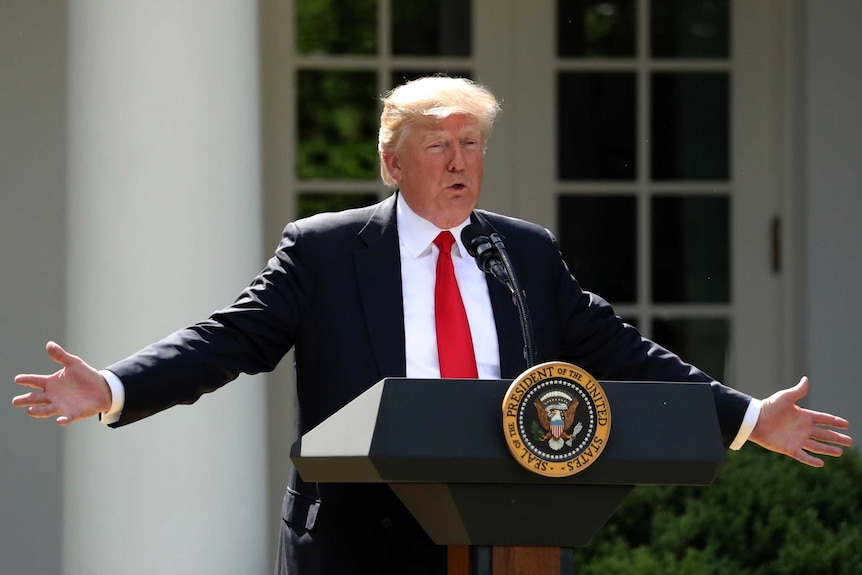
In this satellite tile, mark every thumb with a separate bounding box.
[786,376,810,402]
[46,341,76,367]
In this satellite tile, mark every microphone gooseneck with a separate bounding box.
[460,224,537,369]
[461,224,509,286]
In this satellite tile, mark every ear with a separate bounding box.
[382,150,402,183]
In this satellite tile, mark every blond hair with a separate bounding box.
[378,76,501,187]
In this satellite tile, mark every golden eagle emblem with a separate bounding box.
[502,361,611,477]
[533,390,583,451]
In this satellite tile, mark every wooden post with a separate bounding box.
[447,545,471,575]
[448,546,560,575]
[491,546,560,575]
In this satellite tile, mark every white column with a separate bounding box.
[64,2,268,574]
[803,0,862,443]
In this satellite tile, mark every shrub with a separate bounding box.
[573,447,862,574]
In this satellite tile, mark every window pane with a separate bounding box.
[652,317,729,382]
[651,196,729,303]
[651,72,729,180]
[650,0,730,59]
[297,71,379,180]
[298,193,379,219]
[558,195,637,303]
[558,0,636,57]
[558,73,637,180]
[392,0,471,56]
[296,0,377,55]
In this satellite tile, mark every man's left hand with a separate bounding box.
[749,376,853,467]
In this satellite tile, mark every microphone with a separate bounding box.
[460,224,509,286]
[461,222,537,368]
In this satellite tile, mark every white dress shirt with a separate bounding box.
[396,194,500,380]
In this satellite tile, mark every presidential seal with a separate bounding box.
[502,361,611,477]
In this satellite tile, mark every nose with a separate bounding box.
[447,143,466,172]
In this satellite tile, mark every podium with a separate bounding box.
[290,378,726,574]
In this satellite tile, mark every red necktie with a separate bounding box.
[433,231,479,378]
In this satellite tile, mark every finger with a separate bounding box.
[56,406,87,426]
[785,376,810,402]
[802,438,845,458]
[11,392,51,407]
[26,404,61,418]
[810,426,854,447]
[793,448,825,468]
[46,341,76,367]
[809,410,851,430]
[13,374,48,391]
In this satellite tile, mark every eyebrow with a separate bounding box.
[421,129,482,144]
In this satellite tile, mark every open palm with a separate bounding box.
[12,341,112,425]
[749,376,853,467]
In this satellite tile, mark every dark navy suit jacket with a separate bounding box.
[108,193,751,574]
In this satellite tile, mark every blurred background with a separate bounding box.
[2,1,860,573]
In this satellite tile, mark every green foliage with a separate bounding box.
[297,71,380,181]
[296,193,378,219]
[574,448,862,574]
[296,0,377,55]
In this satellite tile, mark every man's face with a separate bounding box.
[383,114,484,229]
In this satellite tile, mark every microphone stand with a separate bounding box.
[489,233,537,369]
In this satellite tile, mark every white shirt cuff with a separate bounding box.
[99,369,126,425]
[728,397,762,451]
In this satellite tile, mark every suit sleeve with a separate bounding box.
[543,230,752,448]
[106,222,311,427]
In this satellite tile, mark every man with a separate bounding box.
[13,76,853,574]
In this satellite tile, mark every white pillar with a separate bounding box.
[803,0,862,445]
[64,2,268,574]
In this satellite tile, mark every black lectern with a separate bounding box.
[290,378,726,574]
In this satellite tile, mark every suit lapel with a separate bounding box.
[471,211,526,379]
[354,194,407,378]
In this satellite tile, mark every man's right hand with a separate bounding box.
[12,341,113,426]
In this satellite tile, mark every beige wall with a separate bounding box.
[1,1,66,574]
[802,0,862,442]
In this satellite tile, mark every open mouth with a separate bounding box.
[449,183,466,191]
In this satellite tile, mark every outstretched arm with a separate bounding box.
[12,341,112,426]
[749,376,853,467]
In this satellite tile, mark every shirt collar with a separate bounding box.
[396,193,472,260]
